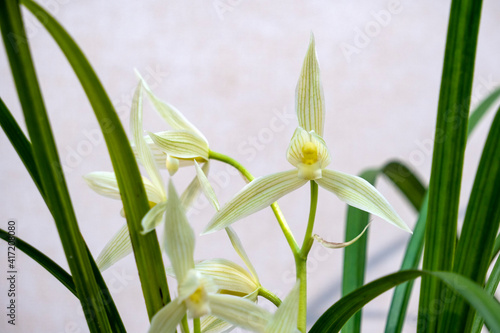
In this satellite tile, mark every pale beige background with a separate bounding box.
[1,0,499,332]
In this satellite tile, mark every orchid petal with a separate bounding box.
[201,315,234,333]
[203,170,307,234]
[137,71,208,142]
[84,172,163,204]
[225,227,259,283]
[164,181,195,282]
[130,80,165,200]
[148,297,187,333]
[295,34,325,136]
[195,161,220,211]
[313,223,371,249]
[194,258,259,295]
[208,294,271,333]
[316,170,412,233]
[166,155,180,175]
[142,200,167,234]
[96,223,132,271]
[149,130,209,161]
[266,281,301,333]
[180,162,208,210]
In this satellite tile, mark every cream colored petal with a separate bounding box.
[316,170,412,233]
[314,223,370,249]
[180,162,208,210]
[208,294,271,333]
[166,155,180,176]
[295,34,325,136]
[286,127,311,167]
[137,70,208,142]
[201,315,233,333]
[194,258,259,295]
[149,130,209,161]
[83,172,122,200]
[266,281,301,333]
[132,135,167,169]
[164,181,196,282]
[130,81,166,200]
[225,227,259,284]
[142,201,167,234]
[96,223,132,271]
[203,170,307,234]
[148,297,187,333]
[195,161,219,211]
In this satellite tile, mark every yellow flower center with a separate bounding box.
[301,142,318,165]
[188,287,204,305]
[148,201,156,209]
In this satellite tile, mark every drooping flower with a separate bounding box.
[149,181,300,333]
[203,35,411,235]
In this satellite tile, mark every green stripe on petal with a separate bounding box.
[137,71,208,142]
[295,34,325,137]
[225,227,260,284]
[96,223,132,271]
[164,181,196,282]
[142,201,167,234]
[208,294,271,333]
[266,281,301,333]
[149,130,209,160]
[316,169,412,233]
[180,163,207,210]
[195,161,220,211]
[148,297,187,333]
[201,315,233,333]
[203,170,307,234]
[130,81,166,200]
[195,258,259,295]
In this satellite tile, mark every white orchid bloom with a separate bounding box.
[203,35,411,235]
[149,181,297,333]
[134,71,209,176]
[84,81,206,271]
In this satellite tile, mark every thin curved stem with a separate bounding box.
[193,318,200,333]
[208,150,299,253]
[300,181,319,258]
[258,287,282,307]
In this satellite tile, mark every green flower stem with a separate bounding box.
[193,318,201,333]
[181,316,190,333]
[208,150,299,253]
[296,181,319,333]
[258,287,283,307]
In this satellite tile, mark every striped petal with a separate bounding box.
[96,223,132,271]
[313,223,370,249]
[316,169,412,233]
[265,281,301,333]
[164,181,195,282]
[130,80,165,200]
[84,172,163,204]
[148,297,187,333]
[225,227,259,283]
[295,34,325,137]
[203,170,307,234]
[208,294,271,333]
[180,162,208,210]
[195,161,219,211]
[142,200,168,234]
[149,130,209,161]
[137,70,208,143]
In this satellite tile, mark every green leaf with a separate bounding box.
[311,270,500,333]
[439,106,500,331]
[419,0,483,331]
[381,161,426,211]
[19,0,171,319]
[0,2,112,331]
[0,228,76,296]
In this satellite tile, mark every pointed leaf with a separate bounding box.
[203,170,307,234]
[316,169,411,233]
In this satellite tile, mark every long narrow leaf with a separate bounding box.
[419,0,483,331]
[381,161,426,211]
[0,2,112,331]
[0,228,76,296]
[311,270,500,333]
[441,106,500,331]
[341,170,377,333]
[471,254,500,333]
[20,0,171,319]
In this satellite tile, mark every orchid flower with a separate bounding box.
[203,35,411,235]
[149,181,300,333]
[134,71,210,176]
[84,81,206,270]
